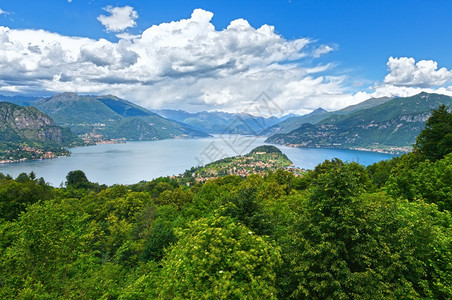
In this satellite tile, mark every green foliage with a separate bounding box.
[2,121,452,299]
[65,170,90,189]
[219,175,274,236]
[250,145,284,155]
[414,104,452,161]
[0,174,53,221]
[157,215,281,299]
[0,200,100,298]
[292,189,452,298]
[386,152,452,211]
[366,155,401,188]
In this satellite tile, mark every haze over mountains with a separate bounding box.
[154,109,290,135]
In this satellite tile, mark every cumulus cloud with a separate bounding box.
[0,9,411,114]
[384,57,452,87]
[97,6,138,32]
[364,57,452,99]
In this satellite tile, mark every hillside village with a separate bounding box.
[178,145,306,183]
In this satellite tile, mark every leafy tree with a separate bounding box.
[155,187,193,209]
[292,189,452,298]
[220,175,273,236]
[0,200,101,298]
[366,155,400,188]
[387,152,452,211]
[385,152,423,201]
[15,172,31,183]
[0,178,53,221]
[65,170,91,189]
[414,104,452,161]
[290,162,379,298]
[157,215,281,299]
[139,205,180,262]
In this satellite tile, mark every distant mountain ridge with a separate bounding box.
[262,97,392,136]
[260,107,329,136]
[0,95,41,107]
[266,92,452,152]
[31,93,208,141]
[154,109,286,135]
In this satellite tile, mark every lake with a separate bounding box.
[0,135,397,186]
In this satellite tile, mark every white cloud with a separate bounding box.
[383,56,452,87]
[4,10,450,115]
[97,6,138,32]
[313,45,334,58]
[370,84,452,99]
[365,57,452,99]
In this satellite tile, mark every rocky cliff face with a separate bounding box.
[0,102,79,146]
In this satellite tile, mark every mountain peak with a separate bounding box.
[51,92,79,100]
[311,107,328,114]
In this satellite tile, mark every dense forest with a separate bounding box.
[0,106,451,299]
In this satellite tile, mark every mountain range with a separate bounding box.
[154,109,290,135]
[261,97,392,136]
[16,93,209,141]
[2,91,451,155]
[266,92,452,152]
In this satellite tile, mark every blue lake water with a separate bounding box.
[0,135,397,186]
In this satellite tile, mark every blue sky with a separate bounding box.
[0,0,451,114]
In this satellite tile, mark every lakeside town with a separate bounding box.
[0,145,70,164]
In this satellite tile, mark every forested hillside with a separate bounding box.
[0,102,83,162]
[32,93,208,142]
[267,92,452,152]
[0,105,451,299]
[261,97,391,136]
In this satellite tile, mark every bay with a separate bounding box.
[0,135,396,186]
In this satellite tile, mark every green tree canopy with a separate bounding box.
[414,104,452,161]
[157,215,281,299]
[65,170,91,189]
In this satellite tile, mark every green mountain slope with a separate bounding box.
[260,107,329,135]
[262,97,392,136]
[0,102,82,162]
[33,93,208,141]
[266,93,452,152]
[335,97,392,114]
[34,93,121,126]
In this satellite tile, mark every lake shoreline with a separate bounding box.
[283,143,411,155]
[0,136,397,186]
